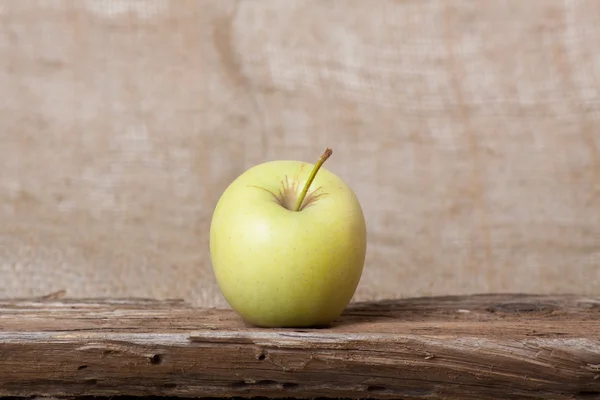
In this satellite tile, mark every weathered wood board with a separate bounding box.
[1,293,599,400]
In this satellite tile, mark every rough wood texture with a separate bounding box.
[1,294,600,400]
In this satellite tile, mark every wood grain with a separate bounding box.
[1,294,600,400]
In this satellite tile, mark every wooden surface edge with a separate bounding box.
[1,293,599,400]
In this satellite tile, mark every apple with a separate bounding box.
[209,148,367,328]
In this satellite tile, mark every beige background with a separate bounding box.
[1,0,599,307]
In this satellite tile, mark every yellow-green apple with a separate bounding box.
[209,148,367,328]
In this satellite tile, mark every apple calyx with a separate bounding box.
[294,147,333,212]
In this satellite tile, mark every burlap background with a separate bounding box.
[1,0,599,307]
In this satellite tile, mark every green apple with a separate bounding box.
[209,148,367,328]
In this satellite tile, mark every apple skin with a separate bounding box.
[209,159,367,328]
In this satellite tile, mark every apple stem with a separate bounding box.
[294,147,333,212]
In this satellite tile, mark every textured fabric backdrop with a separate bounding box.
[1,0,599,307]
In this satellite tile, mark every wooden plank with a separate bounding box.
[0,293,599,400]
